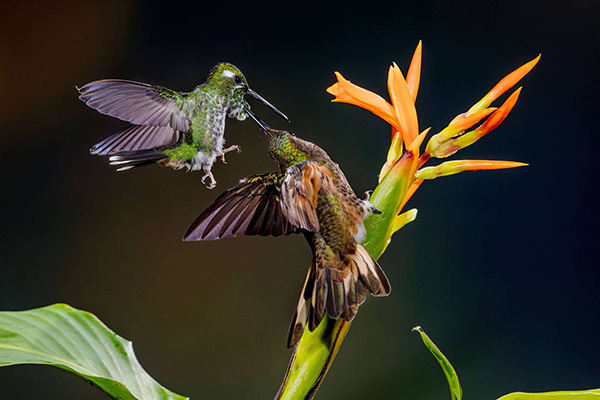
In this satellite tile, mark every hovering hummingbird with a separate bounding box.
[78,62,288,188]
[183,127,391,347]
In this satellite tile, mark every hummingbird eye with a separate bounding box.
[233,75,243,85]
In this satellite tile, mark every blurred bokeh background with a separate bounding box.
[1,0,599,399]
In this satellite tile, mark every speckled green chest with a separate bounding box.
[164,87,229,161]
[190,88,227,150]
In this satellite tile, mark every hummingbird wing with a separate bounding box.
[279,161,338,232]
[78,79,190,132]
[183,173,303,241]
[90,125,180,155]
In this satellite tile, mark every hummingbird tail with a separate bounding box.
[107,150,167,171]
[286,244,391,348]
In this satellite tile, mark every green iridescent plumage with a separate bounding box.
[78,62,288,189]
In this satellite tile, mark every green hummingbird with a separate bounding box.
[78,62,288,188]
[183,128,391,347]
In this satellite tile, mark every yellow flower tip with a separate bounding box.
[391,208,418,234]
[333,71,346,81]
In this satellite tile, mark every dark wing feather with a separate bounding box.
[78,79,190,132]
[183,173,302,241]
[90,125,180,155]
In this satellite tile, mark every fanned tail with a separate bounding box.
[107,150,167,171]
[287,243,391,348]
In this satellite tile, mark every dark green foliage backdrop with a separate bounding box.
[1,0,598,399]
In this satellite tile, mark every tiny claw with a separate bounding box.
[371,207,382,215]
[201,169,217,189]
[219,145,242,164]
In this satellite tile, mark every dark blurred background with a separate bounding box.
[1,0,599,399]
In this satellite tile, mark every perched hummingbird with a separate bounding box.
[183,128,391,347]
[78,62,288,188]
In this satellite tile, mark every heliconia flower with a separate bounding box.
[327,45,537,249]
[326,44,538,253]
[278,45,539,400]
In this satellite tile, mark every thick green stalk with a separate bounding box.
[275,153,415,400]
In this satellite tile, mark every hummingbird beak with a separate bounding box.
[246,89,290,122]
[245,107,270,131]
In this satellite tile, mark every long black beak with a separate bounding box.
[245,107,270,131]
[247,88,289,122]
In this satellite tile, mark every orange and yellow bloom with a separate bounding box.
[277,45,540,400]
[327,43,539,254]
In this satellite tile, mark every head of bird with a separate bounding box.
[207,62,289,125]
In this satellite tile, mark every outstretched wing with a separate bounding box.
[280,160,337,232]
[78,79,190,132]
[90,125,181,155]
[183,173,302,241]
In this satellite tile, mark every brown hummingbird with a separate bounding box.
[183,127,391,347]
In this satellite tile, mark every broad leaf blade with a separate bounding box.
[0,304,188,400]
[413,326,462,400]
[498,390,600,400]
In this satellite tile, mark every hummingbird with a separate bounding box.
[78,62,288,189]
[183,127,391,347]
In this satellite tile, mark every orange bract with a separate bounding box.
[328,43,537,217]
[388,63,419,145]
[467,55,540,115]
[406,40,422,102]
[326,73,397,127]
[327,42,422,147]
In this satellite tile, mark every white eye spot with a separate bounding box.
[222,70,236,79]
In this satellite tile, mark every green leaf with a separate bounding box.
[498,390,600,400]
[0,304,188,400]
[413,326,462,400]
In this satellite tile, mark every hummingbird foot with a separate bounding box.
[219,145,242,164]
[201,169,217,189]
[364,190,373,201]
